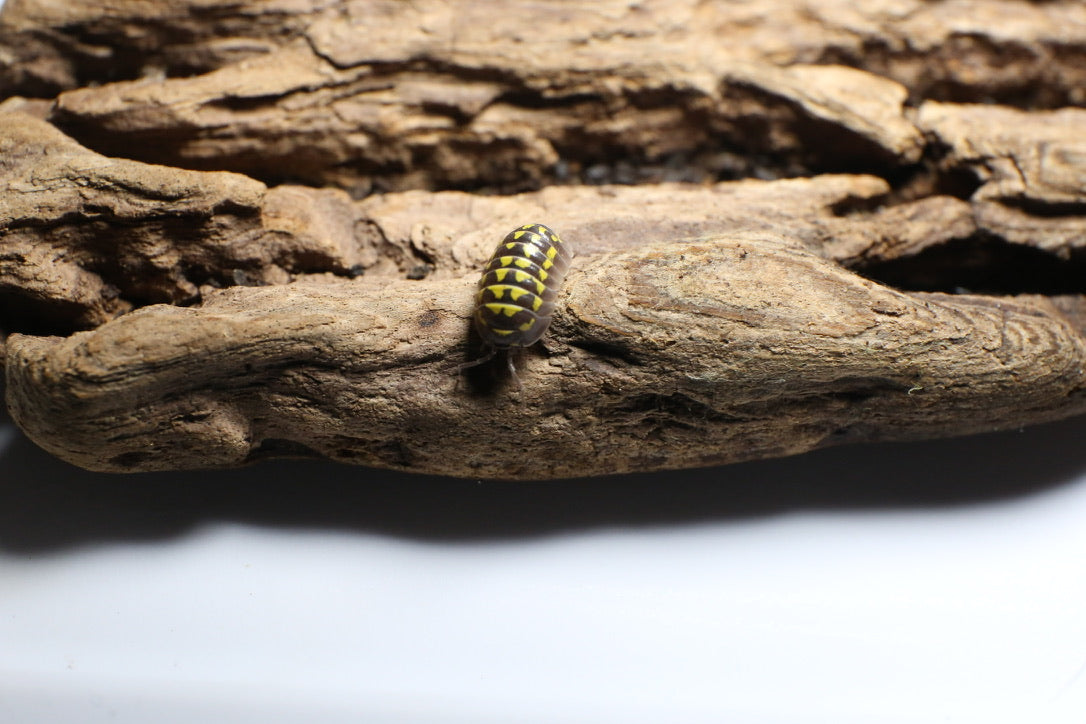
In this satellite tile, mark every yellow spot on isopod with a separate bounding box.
[485,303,521,317]
[531,296,542,311]
[491,329,514,336]
[494,269,508,282]
[542,259,553,270]
[538,269,548,281]
[546,247,558,260]
[514,258,531,269]
[518,320,535,331]
[490,287,504,299]
[514,230,527,239]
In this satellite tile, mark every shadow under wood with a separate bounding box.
[2,409,1086,553]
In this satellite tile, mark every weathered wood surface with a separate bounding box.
[0,113,369,334]
[2,0,1085,477]
[8,239,1086,477]
[5,0,1085,102]
[4,0,1082,193]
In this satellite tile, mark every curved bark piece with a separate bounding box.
[48,44,922,193]
[918,103,1086,209]
[0,112,374,335]
[7,234,1085,477]
[0,112,897,337]
[0,0,316,97]
[27,2,1082,193]
[914,103,1086,259]
[6,108,1083,336]
[352,174,892,276]
[3,0,1084,107]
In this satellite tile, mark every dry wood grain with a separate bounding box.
[9,237,1086,477]
[4,0,1085,105]
[0,113,371,335]
[12,0,1079,193]
[2,0,1085,476]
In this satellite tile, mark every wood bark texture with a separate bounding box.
[2,0,1085,477]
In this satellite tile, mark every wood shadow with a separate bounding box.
[2,407,1086,552]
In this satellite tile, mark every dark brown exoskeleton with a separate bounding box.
[460,223,573,386]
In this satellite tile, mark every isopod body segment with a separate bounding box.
[472,223,573,349]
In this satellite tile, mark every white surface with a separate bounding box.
[3,409,1086,723]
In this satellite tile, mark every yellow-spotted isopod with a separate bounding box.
[461,223,572,384]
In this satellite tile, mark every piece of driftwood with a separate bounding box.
[7,240,1086,477]
[0,113,373,335]
[8,0,1082,193]
[2,0,1085,477]
[4,0,1085,102]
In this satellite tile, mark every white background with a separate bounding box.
[3,404,1086,724]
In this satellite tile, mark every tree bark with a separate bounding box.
[2,0,1085,477]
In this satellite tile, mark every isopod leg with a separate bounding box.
[507,350,523,390]
[457,345,497,373]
